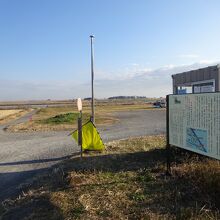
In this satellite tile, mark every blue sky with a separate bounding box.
[0,0,220,100]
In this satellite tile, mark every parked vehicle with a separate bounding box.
[153,100,166,108]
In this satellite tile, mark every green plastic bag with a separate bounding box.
[72,120,105,151]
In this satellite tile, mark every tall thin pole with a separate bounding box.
[90,35,95,123]
[78,110,82,158]
[166,95,171,175]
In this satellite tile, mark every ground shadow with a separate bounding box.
[0,168,47,201]
[62,148,166,173]
[0,147,203,203]
[2,147,218,220]
[1,148,167,220]
[1,191,64,220]
[0,152,80,202]
[0,152,79,166]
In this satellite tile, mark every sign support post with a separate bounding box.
[78,112,82,158]
[77,98,83,158]
[166,95,171,175]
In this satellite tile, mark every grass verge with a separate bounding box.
[1,135,219,219]
[0,109,31,125]
[7,109,117,132]
[6,100,156,132]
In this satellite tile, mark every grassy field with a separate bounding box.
[0,109,31,125]
[0,98,156,107]
[1,135,219,219]
[7,99,156,132]
[0,110,23,119]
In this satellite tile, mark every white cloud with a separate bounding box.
[0,61,219,101]
[161,64,176,69]
[198,59,218,65]
[97,64,152,81]
[179,54,199,59]
[130,63,139,66]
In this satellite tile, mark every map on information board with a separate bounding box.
[186,128,207,152]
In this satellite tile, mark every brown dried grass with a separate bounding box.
[0,109,31,125]
[1,136,220,220]
[7,113,117,132]
[6,100,155,132]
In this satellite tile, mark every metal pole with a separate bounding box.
[90,35,95,123]
[166,95,171,175]
[78,110,83,158]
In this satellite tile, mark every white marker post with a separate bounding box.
[77,98,83,158]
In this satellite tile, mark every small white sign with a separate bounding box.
[200,85,214,93]
[77,98,82,111]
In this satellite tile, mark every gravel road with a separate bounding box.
[0,109,165,201]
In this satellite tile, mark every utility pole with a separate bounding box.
[90,35,95,123]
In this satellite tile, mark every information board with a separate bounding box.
[168,93,220,160]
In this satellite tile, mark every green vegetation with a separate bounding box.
[41,112,90,125]
[1,135,220,219]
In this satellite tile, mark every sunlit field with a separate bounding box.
[5,98,160,132]
[0,109,31,125]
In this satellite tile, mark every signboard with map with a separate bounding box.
[168,93,220,160]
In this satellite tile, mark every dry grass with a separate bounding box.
[0,110,22,119]
[2,135,219,220]
[0,98,156,108]
[7,100,155,132]
[7,111,117,132]
[0,109,31,125]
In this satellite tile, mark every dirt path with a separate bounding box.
[0,109,166,201]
